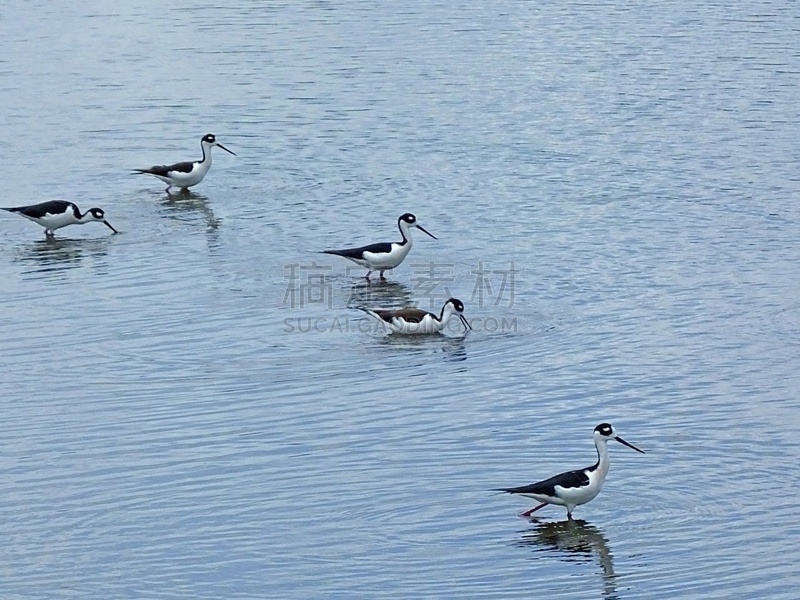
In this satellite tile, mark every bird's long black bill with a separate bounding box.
[460,315,472,331]
[616,436,645,453]
[217,143,237,156]
[104,220,119,234]
[416,224,437,240]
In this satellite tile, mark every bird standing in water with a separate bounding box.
[496,423,645,520]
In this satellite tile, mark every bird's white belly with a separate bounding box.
[522,472,604,508]
[553,482,602,506]
[166,167,206,187]
[389,314,443,335]
[25,212,77,231]
[362,243,411,269]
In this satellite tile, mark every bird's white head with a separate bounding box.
[398,213,437,240]
[84,208,119,233]
[201,133,237,156]
[442,298,471,331]
[594,423,645,453]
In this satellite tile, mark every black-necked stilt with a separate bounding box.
[1,200,118,238]
[323,213,436,279]
[496,423,645,520]
[362,297,471,334]
[133,133,236,193]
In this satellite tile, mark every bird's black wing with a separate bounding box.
[323,242,393,259]
[499,468,590,496]
[2,200,73,219]
[134,161,195,176]
[373,307,430,324]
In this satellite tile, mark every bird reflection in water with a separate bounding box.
[14,236,112,275]
[160,190,221,233]
[346,279,413,309]
[377,331,467,362]
[516,519,619,600]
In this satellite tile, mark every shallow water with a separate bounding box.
[2,1,800,598]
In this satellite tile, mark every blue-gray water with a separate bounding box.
[2,1,800,598]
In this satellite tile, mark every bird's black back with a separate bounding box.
[500,468,591,496]
[323,241,393,259]
[2,200,75,219]
[134,160,196,176]
[371,307,431,324]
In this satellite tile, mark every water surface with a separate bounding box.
[1,1,800,598]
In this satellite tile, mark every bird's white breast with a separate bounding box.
[554,470,604,506]
[362,243,411,269]
[388,314,443,334]
[24,210,77,230]
[166,162,209,186]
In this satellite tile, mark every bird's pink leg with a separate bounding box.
[519,503,548,518]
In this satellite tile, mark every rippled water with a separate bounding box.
[2,1,800,598]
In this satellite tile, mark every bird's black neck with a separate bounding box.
[436,304,446,322]
[397,220,411,245]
